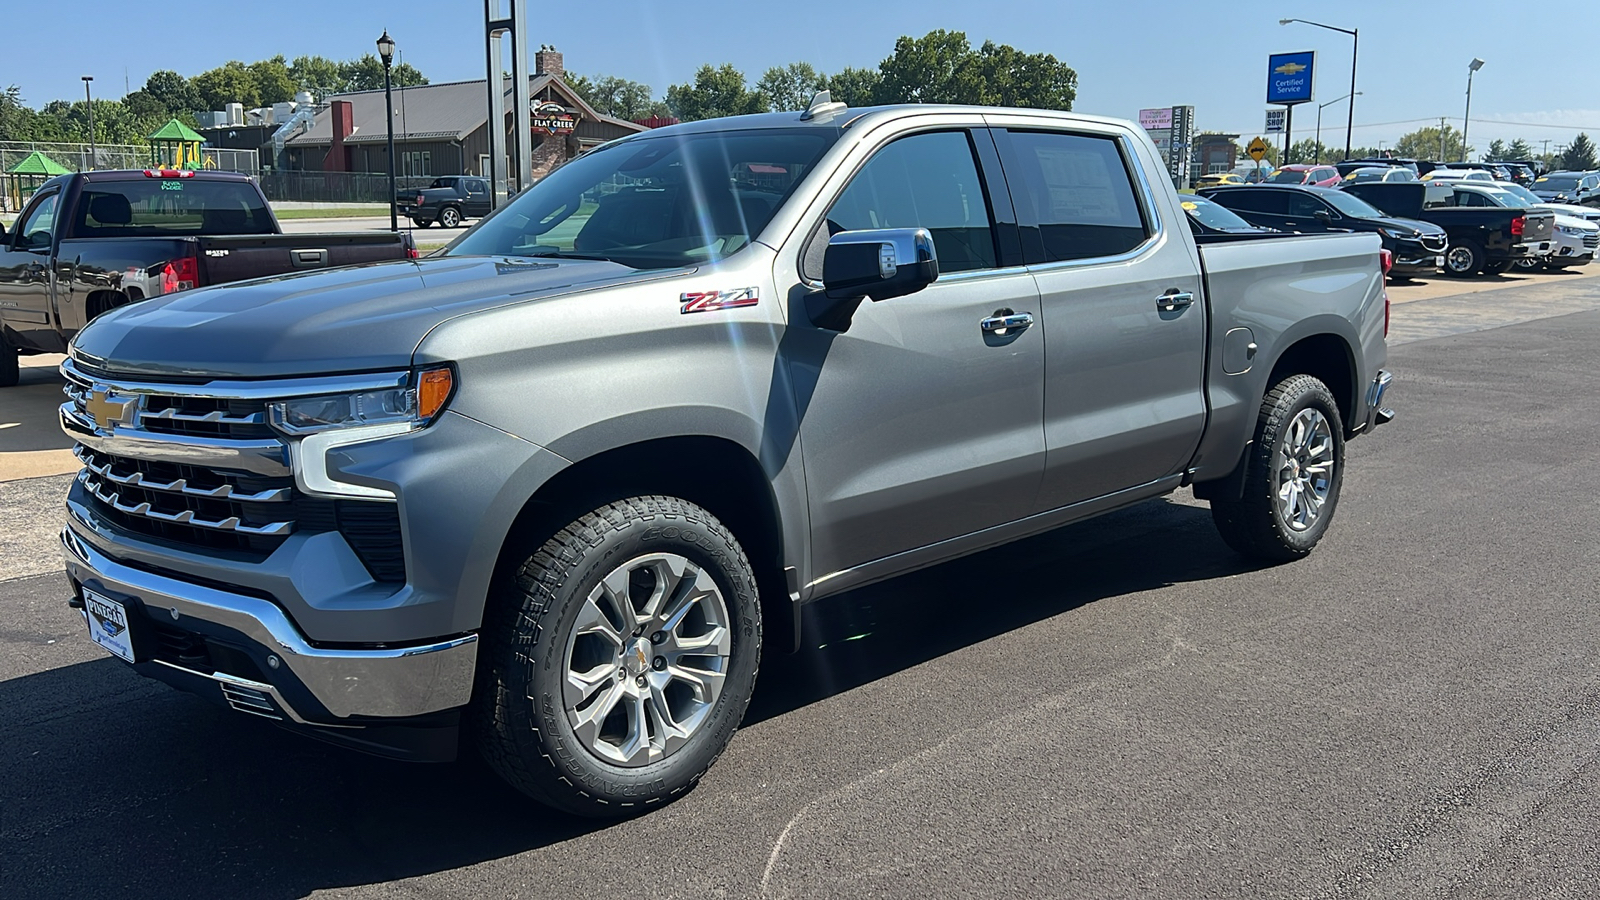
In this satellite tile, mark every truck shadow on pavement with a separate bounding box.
[0,496,1261,900]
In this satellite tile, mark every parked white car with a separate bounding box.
[1474,183,1600,269]
[1422,169,1495,183]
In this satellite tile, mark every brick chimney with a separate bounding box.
[325,99,354,172]
[534,45,564,81]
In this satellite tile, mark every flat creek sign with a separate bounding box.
[532,102,577,135]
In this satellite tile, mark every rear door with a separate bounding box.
[1208,188,1293,230]
[0,187,62,349]
[464,178,491,216]
[989,122,1207,511]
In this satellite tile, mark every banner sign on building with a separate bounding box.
[1266,51,1316,105]
[1265,109,1286,133]
[1138,108,1173,130]
[531,102,577,135]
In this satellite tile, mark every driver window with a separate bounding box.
[16,192,59,249]
[813,131,997,277]
[1286,194,1326,218]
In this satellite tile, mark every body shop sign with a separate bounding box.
[532,102,577,135]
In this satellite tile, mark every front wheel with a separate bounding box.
[1443,240,1484,277]
[411,217,432,228]
[476,495,762,817]
[1210,374,1345,562]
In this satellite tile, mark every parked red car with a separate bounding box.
[1265,164,1343,187]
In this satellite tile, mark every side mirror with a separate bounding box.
[823,228,939,301]
[1312,210,1335,224]
[0,219,7,243]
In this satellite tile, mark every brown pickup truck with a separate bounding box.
[0,169,413,385]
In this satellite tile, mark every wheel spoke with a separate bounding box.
[571,680,625,748]
[672,623,730,657]
[574,595,624,648]
[666,662,726,703]
[613,691,652,765]
[565,663,616,709]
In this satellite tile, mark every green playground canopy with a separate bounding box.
[7,150,71,176]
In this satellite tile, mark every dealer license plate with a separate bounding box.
[84,589,136,663]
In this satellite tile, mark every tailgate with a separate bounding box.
[197,233,410,284]
[1520,211,1554,244]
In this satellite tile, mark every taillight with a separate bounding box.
[1511,215,1525,237]
[407,247,419,259]
[415,194,424,205]
[142,169,196,178]
[1379,248,1394,276]
[160,255,199,294]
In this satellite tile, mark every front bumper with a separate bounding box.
[62,525,477,732]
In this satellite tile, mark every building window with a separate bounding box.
[401,151,432,177]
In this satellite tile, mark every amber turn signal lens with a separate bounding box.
[417,367,454,420]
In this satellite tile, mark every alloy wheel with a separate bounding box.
[1445,246,1475,273]
[1275,408,1335,532]
[562,553,732,767]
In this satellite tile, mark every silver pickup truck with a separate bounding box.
[59,98,1393,817]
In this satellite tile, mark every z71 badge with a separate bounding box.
[680,287,759,314]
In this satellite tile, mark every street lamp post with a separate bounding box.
[81,76,95,169]
[1462,58,1485,163]
[1315,92,1361,164]
[377,31,398,232]
[1281,18,1358,161]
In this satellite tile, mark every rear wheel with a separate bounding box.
[439,206,462,228]
[476,495,761,817]
[1484,260,1515,275]
[1210,374,1345,562]
[0,341,18,388]
[1513,255,1543,271]
[1444,240,1484,277]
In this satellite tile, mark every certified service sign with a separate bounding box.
[1267,51,1316,105]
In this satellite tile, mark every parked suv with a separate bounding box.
[1531,171,1600,206]
[1265,164,1342,187]
[398,175,493,228]
[1198,183,1446,276]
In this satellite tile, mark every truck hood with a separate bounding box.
[72,256,675,379]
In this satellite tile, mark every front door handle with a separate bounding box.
[980,310,1035,335]
[1157,290,1194,312]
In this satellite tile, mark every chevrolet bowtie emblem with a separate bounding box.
[85,388,135,431]
[1274,62,1308,76]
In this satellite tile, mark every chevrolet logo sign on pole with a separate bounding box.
[1267,51,1316,163]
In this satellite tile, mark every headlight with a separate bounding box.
[268,367,455,435]
[1557,224,1592,236]
[1379,227,1416,240]
[268,366,456,501]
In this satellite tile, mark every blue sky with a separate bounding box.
[11,0,1597,153]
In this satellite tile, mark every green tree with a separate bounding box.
[567,73,666,121]
[970,40,1076,111]
[250,55,298,105]
[0,85,66,142]
[142,70,200,114]
[288,55,346,100]
[756,62,824,112]
[1560,133,1597,171]
[339,55,427,92]
[823,66,881,108]
[665,64,767,121]
[1395,124,1468,162]
[1506,138,1535,160]
[192,61,261,110]
[1285,138,1331,165]
[1485,139,1508,161]
[874,30,986,104]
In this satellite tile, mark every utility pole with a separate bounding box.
[81,76,95,169]
[1439,117,1447,161]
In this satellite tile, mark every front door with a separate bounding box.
[990,126,1207,510]
[0,188,61,350]
[787,128,1046,584]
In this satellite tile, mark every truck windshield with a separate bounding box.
[69,179,276,237]
[446,128,835,269]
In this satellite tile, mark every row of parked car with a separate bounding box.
[1185,157,1598,278]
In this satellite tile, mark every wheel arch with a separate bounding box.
[488,434,799,654]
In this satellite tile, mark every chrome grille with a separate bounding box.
[1421,235,1448,252]
[1584,233,1599,250]
[60,358,407,579]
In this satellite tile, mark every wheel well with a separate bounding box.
[85,289,132,321]
[490,435,795,652]
[1267,333,1356,430]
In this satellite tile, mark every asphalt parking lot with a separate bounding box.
[3,271,1600,898]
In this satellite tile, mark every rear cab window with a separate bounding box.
[69,178,275,238]
[1000,130,1151,263]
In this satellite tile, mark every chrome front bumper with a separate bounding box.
[61,526,477,722]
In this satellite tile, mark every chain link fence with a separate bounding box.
[258,171,436,204]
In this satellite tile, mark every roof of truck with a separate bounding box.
[607,104,1136,143]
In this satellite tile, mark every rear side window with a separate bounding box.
[1003,131,1150,263]
[1211,189,1289,215]
[71,179,275,237]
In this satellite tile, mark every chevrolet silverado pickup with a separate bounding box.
[0,169,414,385]
[59,98,1394,817]
[1343,180,1555,276]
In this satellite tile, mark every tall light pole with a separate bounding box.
[1315,92,1361,164]
[81,76,95,169]
[377,31,398,231]
[1281,18,1358,161]
[1462,58,1485,163]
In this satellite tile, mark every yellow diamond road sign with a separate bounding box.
[1247,137,1270,162]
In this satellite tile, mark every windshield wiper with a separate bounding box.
[519,248,619,262]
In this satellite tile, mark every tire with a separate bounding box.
[1513,255,1543,271]
[1484,260,1515,275]
[0,341,17,388]
[439,206,462,228]
[476,495,762,817]
[411,218,432,228]
[1443,240,1484,277]
[1210,374,1345,563]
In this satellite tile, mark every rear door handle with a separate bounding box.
[980,310,1035,335]
[1157,291,1194,312]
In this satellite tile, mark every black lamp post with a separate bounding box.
[82,76,96,169]
[1462,58,1485,163]
[1281,18,1358,161]
[377,30,398,231]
